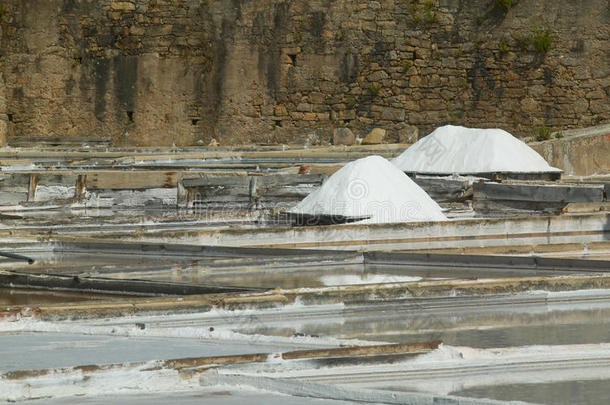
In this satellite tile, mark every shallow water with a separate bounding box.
[233,297,610,348]
[452,379,610,405]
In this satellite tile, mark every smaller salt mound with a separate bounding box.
[392,125,562,174]
[289,155,447,224]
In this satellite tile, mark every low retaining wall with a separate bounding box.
[89,213,610,252]
[530,124,610,176]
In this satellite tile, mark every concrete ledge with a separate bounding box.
[530,124,610,176]
[75,213,609,252]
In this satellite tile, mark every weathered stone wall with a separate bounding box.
[0,0,608,146]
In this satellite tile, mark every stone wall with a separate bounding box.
[0,0,608,146]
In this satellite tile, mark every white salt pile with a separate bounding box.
[289,155,447,224]
[392,125,562,174]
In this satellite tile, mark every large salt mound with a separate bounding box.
[392,125,562,174]
[289,155,447,224]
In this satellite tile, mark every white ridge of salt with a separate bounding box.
[392,125,562,174]
[288,155,447,224]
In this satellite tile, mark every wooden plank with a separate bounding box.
[405,171,562,182]
[1,341,438,386]
[86,171,183,190]
[192,196,250,204]
[282,341,441,360]
[411,176,471,202]
[7,136,111,147]
[257,186,319,199]
[287,212,370,226]
[256,174,326,187]
[473,199,564,214]
[75,175,86,200]
[0,270,264,296]
[364,251,610,271]
[182,176,250,188]
[183,174,324,189]
[36,174,79,186]
[53,240,363,262]
[182,174,325,207]
[561,202,610,213]
[27,174,38,202]
[254,175,324,200]
[474,182,604,203]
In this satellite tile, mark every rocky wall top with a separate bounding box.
[0,0,608,146]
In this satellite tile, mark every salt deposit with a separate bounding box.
[289,155,447,224]
[392,125,562,174]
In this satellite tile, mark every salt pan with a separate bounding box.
[289,155,447,224]
[392,125,562,174]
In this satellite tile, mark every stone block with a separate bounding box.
[362,127,386,144]
[297,103,312,112]
[309,92,326,104]
[332,127,356,145]
[339,110,356,120]
[397,125,419,143]
[368,70,389,81]
[110,2,136,11]
[274,105,288,116]
[586,89,606,100]
[381,107,405,121]
[261,105,274,116]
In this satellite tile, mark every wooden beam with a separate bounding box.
[474,182,604,203]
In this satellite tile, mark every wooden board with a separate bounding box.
[181,174,326,208]
[474,182,604,203]
[0,270,263,296]
[86,171,184,190]
[411,176,471,202]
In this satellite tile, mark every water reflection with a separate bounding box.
[453,379,610,405]
[234,300,610,348]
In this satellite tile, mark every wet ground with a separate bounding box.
[452,379,610,405]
